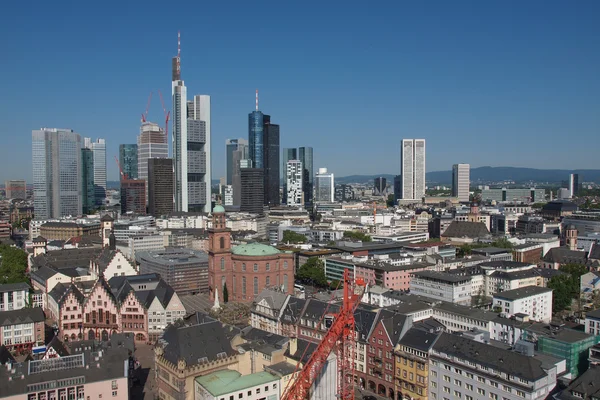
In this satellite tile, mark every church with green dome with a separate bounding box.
[208,205,294,303]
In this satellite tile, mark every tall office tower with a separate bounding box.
[186,95,212,213]
[119,144,138,179]
[400,139,426,200]
[282,148,298,204]
[226,138,248,185]
[452,163,470,202]
[120,179,146,215]
[4,180,26,200]
[81,148,95,214]
[314,168,334,202]
[393,175,402,204]
[232,149,251,207]
[569,173,580,198]
[32,128,82,219]
[172,32,188,212]
[84,138,106,205]
[248,90,264,169]
[374,177,387,196]
[299,147,314,208]
[137,122,168,185]
[223,185,233,206]
[148,158,174,216]
[286,160,303,206]
[240,168,264,215]
[263,115,280,206]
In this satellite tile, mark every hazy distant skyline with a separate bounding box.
[1,1,599,183]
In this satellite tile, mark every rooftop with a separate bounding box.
[472,247,512,255]
[0,282,30,293]
[0,307,45,326]
[411,270,472,284]
[493,286,552,301]
[196,370,278,396]
[232,242,281,257]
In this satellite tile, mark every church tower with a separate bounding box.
[565,224,578,251]
[100,214,114,248]
[208,205,232,302]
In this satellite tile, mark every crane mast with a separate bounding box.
[281,269,365,400]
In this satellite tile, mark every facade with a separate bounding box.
[282,148,297,203]
[241,168,265,215]
[0,283,30,311]
[585,309,600,336]
[226,138,248,185]
[394,328,438,400]
[39,221,100,241]
[172,45,188,212]
[119,144,138,179]
[492,286,553,322]
[298,147,313,209]
[81,148,95,214]
[481,188,546,203]
[286,160,303,206]
[410,270,472,305]
[120,179,146,215]
[223,185,233,206]
[570,173,580,197]
[32,128,82,219]
[208,206,295,303]
[85,138,106,205]
[0,307,45,350]
[452,163,470,202]
[4,180,26,200]
[373,177,387,196]
[187,95,212,213]
[263,115,280,207]
[400,139,426,200]
[137,122,168,188]
[314,168,334,203]
[248,94,264,169]
[194,370,281,400]
[148,158,174,216]
[231,149,250,207]
[138,249,208,295]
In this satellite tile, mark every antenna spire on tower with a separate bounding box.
[177,31,181,78]
[255,89,259,111]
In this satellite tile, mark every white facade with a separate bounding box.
[223,185,233,206]
[286,160,303,206]
[314,168,334,203]
[128,234,165,260]
[147,291,186,338]
[95,251,138,279]
[409,272,472,305]
[493,287,553,323]
[173,79,188,212]
[0,285,29,311]
[452,163,470,202]
[400,139,426,200]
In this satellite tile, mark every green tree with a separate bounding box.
[223,283,229,303]
[343,231,372,242]
[296,257,328,287]
[547,263,587,313]
[491,238,513,249]
[0,244,28,284]
[386,194,395,208]
[457,244,474,258]
[282,230,307,244]
[531,203,545,209]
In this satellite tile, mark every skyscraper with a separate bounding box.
[32,128,82,219]
[119,144,138,179]
[393,175,402,205]
[400,139,426,200]
[226,138,248,185]
[148,158,174,216]
[452,163,470,202]
[137,122,168,187]
[172,32,188,212]
[84,138,106,205]
[569,173,580,198]
[240,168,264,215]
[187,95,212,213]
[282,148,298,204]
[299,147,314,208]
[263,115,280,206]
[81,148,95,214]
[315,168,334,203]
[231,149,247,207]
[374,177,387,196]
[120,179,146,215]
[286,160,303,206]
[248,91,264,169]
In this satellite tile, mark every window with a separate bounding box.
[443,387,450,393]
[242,263,246,272]
[266,276,270,286]
[283,274,288,292]
[254,277,259,295]
[490,394,498,400]
[478,389,485,396]
[478,377,485,383]
[443,376,450,382]
[284,261,288,269]
[220,258,225,271]
[220,237,225,249]
[465,384,473,391]
[112,392,117,397]
[242,277,246,295]
[266,263,270,271]
[253,264,258,272]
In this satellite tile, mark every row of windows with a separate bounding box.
[219,258,289,271]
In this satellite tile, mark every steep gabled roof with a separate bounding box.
[59,284,85,307]
[542,247,588,264]
[95,248,117,275]
[46,336,70,357]
[374,309,411,346]
[0,308,45,326]
[589,242,600,261]
[281,297,307,325]
[442,221,490,239]
[83,276,117,307]
[30,266,59,286]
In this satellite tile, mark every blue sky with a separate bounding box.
[1,0,599,182]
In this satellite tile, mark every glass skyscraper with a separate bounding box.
[226,138,248,185]
[82,148,95,214]
[248,110,264,169]
[32,128,82,219]
[119,144,138,179]
[263,115,280,206]
[299,147,314,208]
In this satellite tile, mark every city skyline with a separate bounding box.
[2,2,600,183]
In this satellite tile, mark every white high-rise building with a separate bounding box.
[84,138,106,205]
[138,122,168,185]
[223,185,233,206]
[186,95,211,213]
[286,160,303,206]
[452,163,470,202]
[400,139,426,200]
[32,128,82,219]
[172,77,188,212]
[315,167,335,203]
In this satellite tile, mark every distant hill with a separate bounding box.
[337,167,600,185]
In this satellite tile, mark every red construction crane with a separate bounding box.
[281,269,365,400]
[141,92,153,123]
[158,89,170,145]
[114,156,127,181]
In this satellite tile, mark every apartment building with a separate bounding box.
[0,307,45,351]
[394,328,439,400]
[493,286,553,323]
[0,283,30,311]
[409,271,472,306]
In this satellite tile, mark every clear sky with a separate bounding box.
[1,0,599,183]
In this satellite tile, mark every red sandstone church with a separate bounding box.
[208,205,295,303]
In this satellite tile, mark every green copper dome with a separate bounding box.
[213,205,225,213]
[231,243,281,256]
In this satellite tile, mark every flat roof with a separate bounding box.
[195,370,278,396]
[411,270,472,284]
[493,286,552,301]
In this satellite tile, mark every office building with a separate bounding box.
[314,168,334,202]
[137,122,168,188]
[393,175,401,204]
[84,138,106,205]
[492,286,553,323]
[232,154,252,207]
[263,115,280,206]
[299,147,314,208]
[223,185,233,206]
[373,177,386,196]
[286,160,303,206]
[187,94,212,213]
[241,168,264,215]
[452,163,470,202]
[4,180,26,200]
[569,173,580,197]
[120,179,146,215]
[138,249,208,295]
[226,138,247,185]
[400,139,426,200]
[148,158,174,216]
[481,188,545,203]
[172,34,188,212]
[81,148,95,214]
[282,148,297,203]
[32,128,82,219]
[335,184,354,202]
[248,91,264,169]
[119,144,138,179]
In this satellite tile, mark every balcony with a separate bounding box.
[373,357,383,367]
